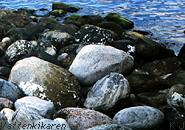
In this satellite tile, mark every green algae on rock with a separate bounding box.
[9,57,81,109]
[52,2,80,13]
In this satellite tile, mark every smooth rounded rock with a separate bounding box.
[0,78,23,102]
[69,45,134,85]
[15,96,55,118]
[9,57,81,109]
[113,106,164,129]
[84,72,130,110]
[55,107,112,130]
[0,108,15,123]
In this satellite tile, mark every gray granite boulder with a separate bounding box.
[84,72,130,110]
[9,57,81,109]
[113,106,164,129]
[69,45,134,85]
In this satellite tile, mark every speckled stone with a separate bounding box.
[74,24,114,45]
[84,72,130,110]
[167,84,185,112]
[113,106,164,129]
[69,45,134,85]
[9,57,81,109]
[55,107,112,130]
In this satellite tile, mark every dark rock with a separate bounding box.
[127,32,175,61]
[104,13,134,29]
[63,14,81,26]
[54,24,79,36]
[87,124,131,130]
[0,20,15,40]
[39,30,75,50]
[178,44,185,59]
[74,25,114,45]
[98,21,125,36]
[2,13,29,27]
[167,84,185,113]
[9,57,81,109]
[136,89,169,107]
[0,78,24,102]
[52,2,80,13]
[77,15,103,26]
[141,57,182,76]
[49,9,67,17]
[54,107,112,130]
[0,98,13,110]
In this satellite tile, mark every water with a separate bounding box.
[0,0,185,54]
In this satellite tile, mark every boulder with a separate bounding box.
[15,96,55,118]
[113,106,164,129]
[9,57,81,109]
[55,107,112,130]
[0,98,13,110]
[84,72,130,110]
[69,45,134,85]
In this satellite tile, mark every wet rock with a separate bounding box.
[167,84,185,113]
[69,45,134,85]
[113,106,165,130]
[0,98,13,110]
[15,96,55,118]
[49,9,67,17]
[141,57,182,76]
[74,25,114,45]
[178,44,185,59]
[9,57,81,109]
[98,21,125,36]
[39,30,74,50]
[136,89,169,107]
[0,66,11,80]
[55,107,112,130]
[0,79,23,102]
[52,2,80,13]
[2,13,29,27]
[128,32,174,61]
[63,14,81,26]
[104,13,134,29]
[77,15,103,26]
[84,72,130,110]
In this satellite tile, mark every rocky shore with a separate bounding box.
[0,2,185,130]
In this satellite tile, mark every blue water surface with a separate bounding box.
[0,0,185,54]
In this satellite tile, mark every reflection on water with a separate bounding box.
[0,0,185,54]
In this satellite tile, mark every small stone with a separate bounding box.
[0,108,15,123]
[15,96,55,118]
[84,72,130,110]
[55,107,112,130]
[113,106,164,129]
[0,98,13,110]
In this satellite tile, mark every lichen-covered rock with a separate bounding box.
[84,72,130,110]
[113,106,164,129]
[39,30,74,50]
[0,98,13,110]
[55,107,112,130]
[15,96,55,118]
[5,40,38,64]
[49,9,67,17]
[167,84,185,113]
[74,25,114,45]
[69,45,134,85]
[104,13,134,29]
[0,79,23,102]
[9,57,81,109]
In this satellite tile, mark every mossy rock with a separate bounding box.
[49,9,67,17]
[52,2,80,13]
[105,13,134,29]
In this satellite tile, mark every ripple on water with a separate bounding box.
[0,0,185,54]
